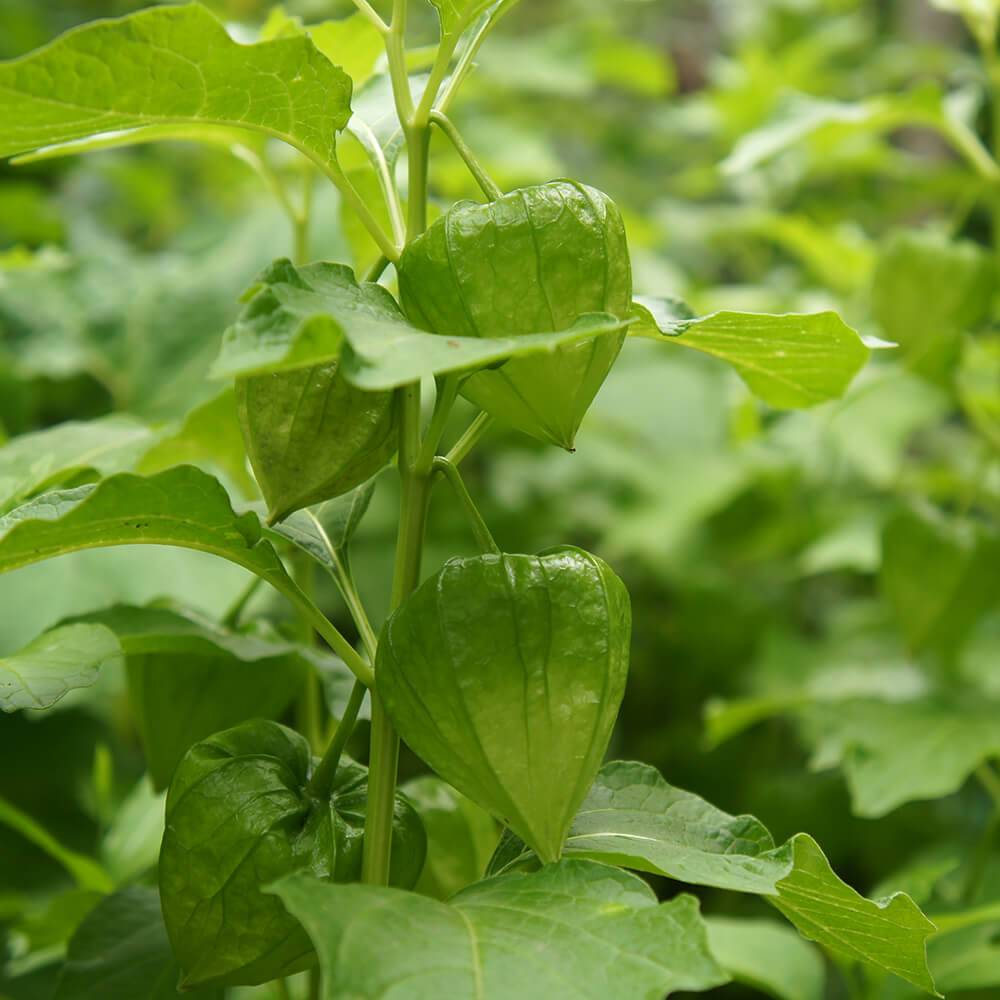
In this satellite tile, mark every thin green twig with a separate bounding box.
[432,456,500,554]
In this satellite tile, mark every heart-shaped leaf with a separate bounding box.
[376,546,630,863]
[160,720,425,988]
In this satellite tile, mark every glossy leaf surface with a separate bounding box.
[0,5,351,169]
[272,859,728,999]
[211,258,629,389]
[54,887,221,1000]
[398,182,632,449]
[377,547,630,863]
[160,720,334,988]
[632,299,870,408]
[160,720,425,988]
[0,623,120,712]
[489,762,937,993]
[236,364,397,523]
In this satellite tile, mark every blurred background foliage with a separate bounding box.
[3,1,1000,998]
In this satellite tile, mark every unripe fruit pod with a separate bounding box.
[236,364,398,525]
[397,181,632,450]
[376,547,631,863]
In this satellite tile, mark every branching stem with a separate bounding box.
[430,111,502,199]
[433,456,500,554]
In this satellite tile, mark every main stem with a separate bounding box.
[360,0,454,887]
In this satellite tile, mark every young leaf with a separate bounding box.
[211,258,630,389]
[271,859,729,999]
[377,548,631,864]
[401,775,499,900]
[632,300,870,408]
[489,762,938,994]
[64,603,313,789]
[704,917,825,1000]
[54,886,222,1000]
[0,623,121,712]
[0,4,352,171]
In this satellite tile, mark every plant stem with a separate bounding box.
[364,254,391,282]
[305,679,367,800]
[429,111,502,200]
[350,0,389,34]
[446,412,494,466]
[963,762,1000,901]
[221,574,264,628]
[303,510,378,659]
[416,375,460,472]
[275,978,292,1000]
[351,116,406,246]
[362,387,430,886]
[432,456,500,553]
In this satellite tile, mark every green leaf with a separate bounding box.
[429,0,498,38]
[54,886,222,1000]
[489,762,938,993]
[0,466,373,680]
[770,835,939,996]
[873,231,993,380]
[721,87,949,175]
[309,13,384,89]
[805,695,1000,818]
[401,775,499,900]
[957,335,1000,451]
[271,859,729,999]
[160,720,425,989]
[0,623,121,712]
[632,300,869,408]
[377,548,630,864]
[704,917,825,1000]
[136,387,257,499]
[236,364,397,523]
[210,258,630,390]
[100,776,165,885]
[64,602,313,789]
[0,794,113,893]
[0,465,291,598]
[0,4,352,170]
[881,504,1000,655]
[489,760,793,892]
[0,416,157,514]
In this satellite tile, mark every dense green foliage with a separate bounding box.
[2,2,1000,999]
